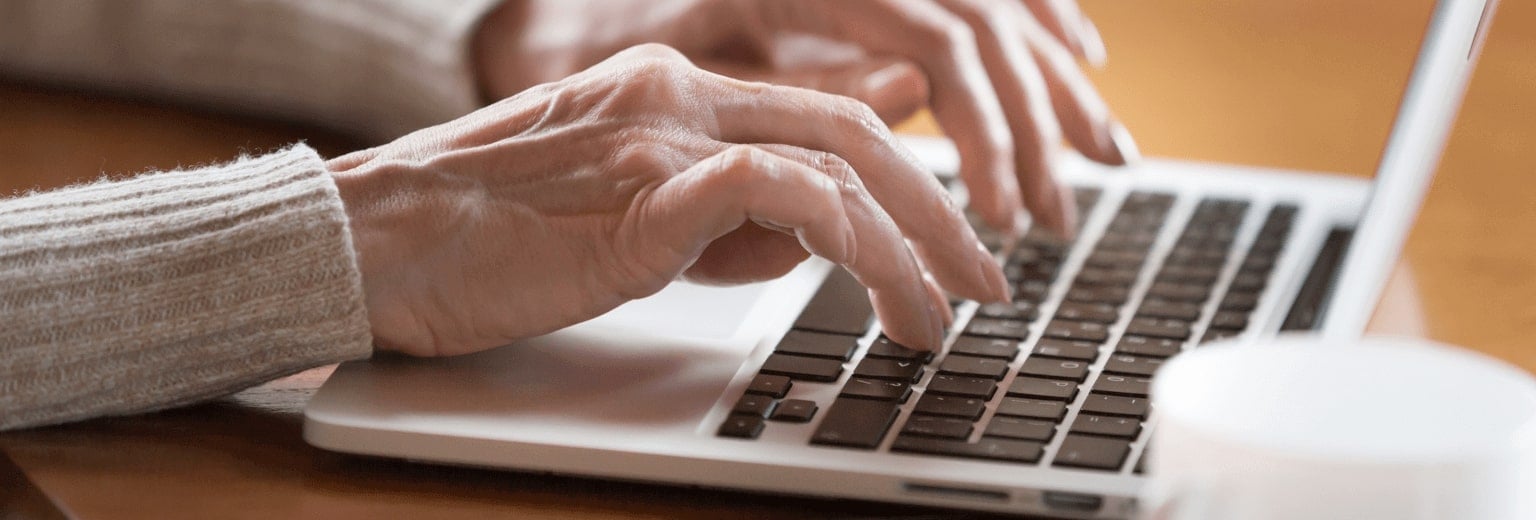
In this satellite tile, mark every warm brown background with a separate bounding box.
[2,0,1533,518]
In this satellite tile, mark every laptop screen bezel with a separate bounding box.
[1319,0,1495,338]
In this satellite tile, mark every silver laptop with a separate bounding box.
[303,1,1497,517]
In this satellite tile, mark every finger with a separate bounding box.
[644,145,856,268]
[647,145,943,349]
[753,143,956,350]
[707,81,1010,307]
[1022,0,1106,67]
[1018,12,1140,167]
[738,0,1023,234]
[699,57,931,125]
[937,0,1077,239]
[684,224,810,285]
[923,273,955,328]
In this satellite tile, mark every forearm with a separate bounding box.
[0,146,373,431]
[0,0,502,140]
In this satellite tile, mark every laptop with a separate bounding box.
[304,1,1497,517]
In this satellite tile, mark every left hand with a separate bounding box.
[472,0,1138,238]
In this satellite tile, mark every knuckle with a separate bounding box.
[624,42,689,63]
[829,95,885,137]
[915,15,975,50]
[708,145,771,188]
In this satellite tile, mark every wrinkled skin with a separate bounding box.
[475,0,1138,236]
[335,0,1136,358]
[332,46,1010,356]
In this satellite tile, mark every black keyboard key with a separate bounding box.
[733,394,776,417]
[1065,285,1131,305]
[982,416,1058,442]
[912,394,987,420]
[892,436,1044,464]
[761,353,844,382]
[1019,357,1091,382]
[1031,338,1101,362]
[1115,335,1184,358]
[1093,373,1152,398]
[1075,267,1139,286]
[1081,393,1150,418]
[1210,311,1250,330]
[1070,414,1143,439]
[1220,291,1260,312]
[1042,320,1110,343]
[975,301,1040,321]
[901,415,974,439]
[1104,354,1166,377]
[1125,317,1192,340]
[1158,265,1220,285]
[926,374,998,399]
[1137,299,1203,321]
[853,357,925,383]
[810,398,900,449]
[746,374,792,398]
[1202,328,1243,344]
[949,335,1021,360]
[1083,251,1145,269]
[1230,271,1269,292]
[717,414,766,439]
[937,355,1011,380]
[1054,435,1131,471]
[769,399,818,422]
[1146,282,1210,303]
[794,267,874,335]
[839,378,913,402]
[1007,377,1079,401]
[774,329,859,360]
[1054,302,1120,324]
[865,336,935,363]
[965,318,1031,340]
[995,397,1067,421]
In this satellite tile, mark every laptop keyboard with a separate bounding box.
[717,188,1297,474]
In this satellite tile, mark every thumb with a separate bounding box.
[701,57,930,124]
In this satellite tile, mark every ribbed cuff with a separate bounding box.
[0,145,373,430]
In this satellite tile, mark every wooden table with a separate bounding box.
[3,1,1533,518]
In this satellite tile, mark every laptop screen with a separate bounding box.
[1083,0,1490,335]
[1082,0,1435,179]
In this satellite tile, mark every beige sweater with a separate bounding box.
[0,0,502,430]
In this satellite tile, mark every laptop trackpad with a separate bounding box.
[318,278,793,439]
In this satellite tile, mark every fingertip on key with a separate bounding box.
[1107,122,1141,166]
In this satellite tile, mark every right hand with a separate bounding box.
[474,0,1139,237]
[329,45,1011,357]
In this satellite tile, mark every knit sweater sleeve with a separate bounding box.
[0,146,373,431]
[0,0,503,140]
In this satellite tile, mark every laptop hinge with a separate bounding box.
[1282,228,1355,331]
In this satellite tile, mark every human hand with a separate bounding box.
[329,45,1011,357]
[473,0,1138,238]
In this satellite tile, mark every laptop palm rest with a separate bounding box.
[309,277,791,440]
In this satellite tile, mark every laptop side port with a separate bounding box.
[901,482,1011,503]
[1042,490,1105,513]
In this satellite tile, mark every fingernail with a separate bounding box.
[1055,186,1080,241]
[1105,121,1141,166]
[926,297,946,350]
[1080,17,1108,68]
[924,274,955,328]
[862,62,929,120]
[976,244,1012,303]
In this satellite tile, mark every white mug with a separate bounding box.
[1143,335,1536,520]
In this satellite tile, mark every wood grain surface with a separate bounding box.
[2,1,1532,518]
